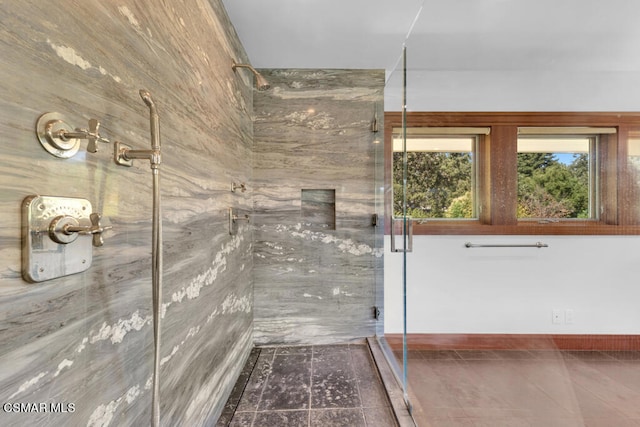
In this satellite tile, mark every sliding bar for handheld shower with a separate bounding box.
[113,90,163,427]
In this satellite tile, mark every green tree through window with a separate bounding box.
[393,150,473,219]
[517,138,592,219]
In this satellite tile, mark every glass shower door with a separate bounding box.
[382,44,417,415]
[396,46,412,407]
[395,3,640,426]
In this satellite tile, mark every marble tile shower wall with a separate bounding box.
[1,1,254,426]
[253,70,385,345]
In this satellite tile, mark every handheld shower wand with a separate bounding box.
[139,89,160,154]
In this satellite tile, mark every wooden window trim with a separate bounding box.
[385,112,640,235]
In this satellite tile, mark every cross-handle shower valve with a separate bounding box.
[59,118,110,153]
[49,212,112,247]
[36,113,110,158]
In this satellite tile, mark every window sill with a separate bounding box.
[396,221,640,235]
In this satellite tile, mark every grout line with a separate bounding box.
[251,349,277,427]
[308,346,314,427]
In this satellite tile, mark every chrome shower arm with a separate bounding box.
[231,60,271,91]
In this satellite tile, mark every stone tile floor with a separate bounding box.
[217,344,398,427]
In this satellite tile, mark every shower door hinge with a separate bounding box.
[373,306,381,320]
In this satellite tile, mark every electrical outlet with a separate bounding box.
[565,309,574,324]
[552,309,563,324]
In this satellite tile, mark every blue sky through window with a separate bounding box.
[554,153,576,165]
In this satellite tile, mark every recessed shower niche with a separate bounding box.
[301,189,335,230]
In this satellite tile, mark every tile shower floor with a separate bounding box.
[397,349,640,427]
[217,344,398,427]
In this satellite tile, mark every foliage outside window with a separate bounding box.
[385,112,640,235]
[392,134,477,219]
[517,136,594,220]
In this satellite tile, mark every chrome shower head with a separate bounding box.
[232,61,271,91]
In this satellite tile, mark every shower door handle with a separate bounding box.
[390,217,413,253]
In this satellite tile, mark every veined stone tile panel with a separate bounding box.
[253,69,385,345]
[1,1,253,426]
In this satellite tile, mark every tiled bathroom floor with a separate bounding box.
[396,349,640,427]
[217,344,398,427]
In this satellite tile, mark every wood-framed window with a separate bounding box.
[384,112,640,235]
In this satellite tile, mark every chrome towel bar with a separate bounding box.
[465,242,548,248]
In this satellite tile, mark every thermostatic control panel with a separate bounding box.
[22,195,110,283]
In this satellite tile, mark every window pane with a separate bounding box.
[628,134,640,180]
[517,136,594,219]
[393,134,476,219]
[628,133,640,223]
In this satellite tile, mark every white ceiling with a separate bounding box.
[221,0,423,71]
[222,0,640,111]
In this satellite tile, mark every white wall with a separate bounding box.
[384,235,640,334]
[380,1,640,336]
[385,70,640,112]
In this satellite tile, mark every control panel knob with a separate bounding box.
[48,212,112,247]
